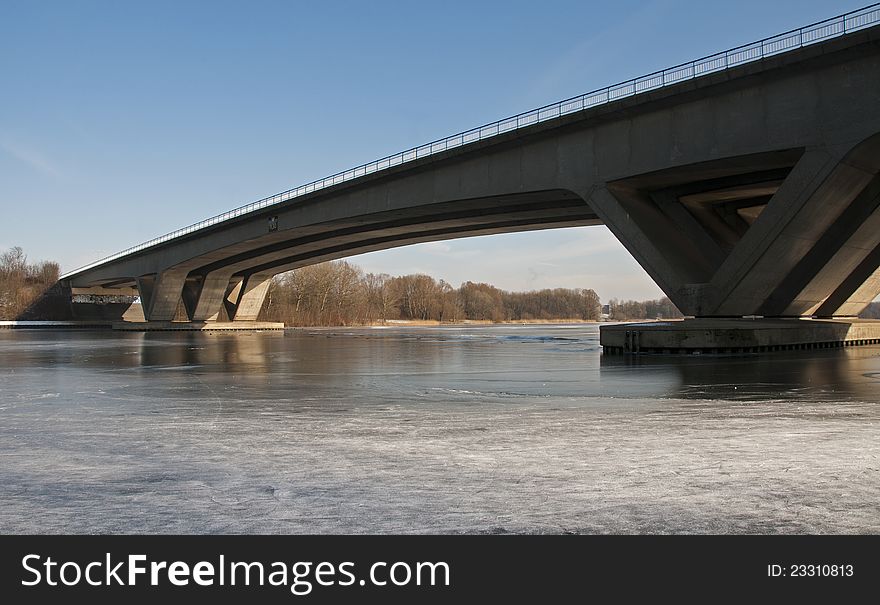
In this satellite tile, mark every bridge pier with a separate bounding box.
[225,273,273,322]
[600,318,880,355]
[137,270,189,322]
[594,136,880,354]
[119,267,277,328]
[133,267,275,325]
[589,136,880,321]
[185,271,236,321]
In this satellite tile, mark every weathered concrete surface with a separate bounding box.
[64,27,880,325]
[601,318,880,354]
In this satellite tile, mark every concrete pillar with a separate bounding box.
[227,273,272,321]
[588,140,880,318]
[222,279,244,321]
[122,302,145,322]
[710,137,880,316]
[706,151,851,314]
[649,189,727,269]
[588,186,703,311]
[180,278,201,322]
[815,246,880,317]
[769,176,880,316]
[136,269,187,321]
[187,271,236,321]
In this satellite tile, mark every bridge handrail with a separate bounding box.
[60,3,880,279]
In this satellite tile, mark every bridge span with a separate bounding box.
[61,7,880,348]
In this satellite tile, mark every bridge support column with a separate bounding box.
[136,270,187,322]
[708,145,880,317]
[815,247,880,317]
[590,134,880,320]
[594,136,880,354]
[184,271,236,321]
[225,273,272,322]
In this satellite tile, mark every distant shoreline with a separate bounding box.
[291,319,601,328]
[2,318,671,331]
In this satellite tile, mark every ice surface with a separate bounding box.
[0,325,878,534]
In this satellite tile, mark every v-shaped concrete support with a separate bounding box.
[185,271,237,321]
[708,145,880,316]
[136,269,188,321]
[224,273,273,321]
[589,135,880,318]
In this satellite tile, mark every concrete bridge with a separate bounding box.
[61,7,880,347]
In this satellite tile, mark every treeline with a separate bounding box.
[4,245,876,324]
[0,247,60,320]
[608,298,880,320]
[262,261,602,326]
[607,297,683,320]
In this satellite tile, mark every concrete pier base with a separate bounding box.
[112,321,284,332]
[601,318,880,355]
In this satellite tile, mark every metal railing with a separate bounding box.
[61,3,880,279]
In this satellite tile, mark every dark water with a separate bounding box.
[1,324,878,534]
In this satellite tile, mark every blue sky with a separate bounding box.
[0,0,866,301]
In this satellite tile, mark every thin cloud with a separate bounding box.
[419,241,452,254]
[413,241,481,259]
[0,140,60,177]
[347,225,660,299]
[521,0,680,106]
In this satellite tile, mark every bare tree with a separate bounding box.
[0,247,60,319]
[258,259,625,326]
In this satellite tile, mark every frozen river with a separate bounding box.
[1,324,878,534]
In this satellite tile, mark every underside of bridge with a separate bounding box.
[71,191,599,322]
[61,25,880,349]
[595,136,880,319]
